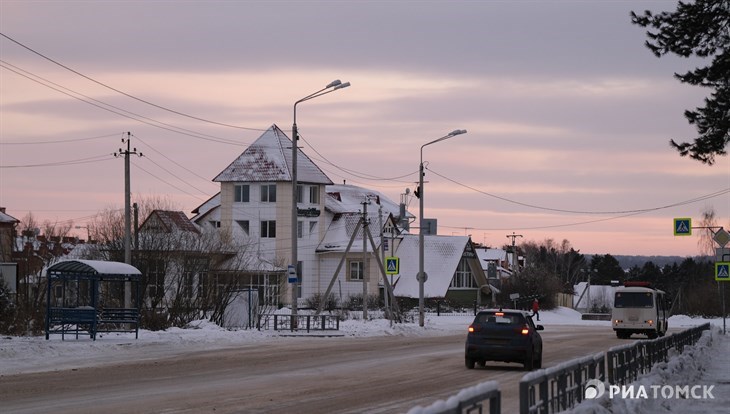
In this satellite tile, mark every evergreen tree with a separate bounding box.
[590,254,626,285]
[631,0,730,164]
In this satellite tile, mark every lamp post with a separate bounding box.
[291,80,350,328]
[418,129,467,327]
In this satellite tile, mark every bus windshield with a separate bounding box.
[614,292,654,308]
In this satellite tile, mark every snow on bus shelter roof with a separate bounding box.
[47,260,141,279]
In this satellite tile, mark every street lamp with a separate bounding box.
[291,80,350,328]
[418,129,467,327]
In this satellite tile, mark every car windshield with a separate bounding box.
[475,312,523,325]
[614,292,654,308]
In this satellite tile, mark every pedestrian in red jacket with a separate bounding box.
[532,299,540,321]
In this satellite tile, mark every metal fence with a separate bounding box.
[407,381,501,414]
[607,322,710,385]
[405,323,711,414]
[514,323,710,414]
[518,352,605,414]
[257,314,340,332]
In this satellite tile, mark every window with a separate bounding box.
[309,186,320,204]
[234,184,249,202]
[146,259,166,299]
[261,220,276,238]
[297,221,303,238]
[209,220,221,228]
[348,260,364,281]
[237,220,249,235]
[614,292,654,308]
[450,258,476,288]
[261,184,276,202]
[309,221,317,235]
[296,185,304,203]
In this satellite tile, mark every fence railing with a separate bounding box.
[405,323,711,414]
[257,314,340,332]
[406,380,500,414]
[607,322,710,385]
[518,352,605,414]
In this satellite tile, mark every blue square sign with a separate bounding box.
[716,262,730,282]
[674,218,692,236]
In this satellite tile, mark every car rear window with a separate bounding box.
[475,312,524,325]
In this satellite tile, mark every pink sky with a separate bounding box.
[1,1,728,257]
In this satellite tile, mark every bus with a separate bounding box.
[611,281,668,339]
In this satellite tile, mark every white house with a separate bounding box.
[192,124,490,309]
[314,184,410,303]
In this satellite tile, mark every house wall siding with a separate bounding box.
[220,182,234,238]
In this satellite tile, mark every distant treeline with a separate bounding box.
[586,255,711,270]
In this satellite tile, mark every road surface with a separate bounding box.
[0,325,632,413]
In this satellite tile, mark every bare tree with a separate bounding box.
[697,207,718,256]
[18,212,39,234]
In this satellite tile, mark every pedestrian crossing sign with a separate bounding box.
[716,262,730,282]
[385,257,399,275]
[674,218,692,236]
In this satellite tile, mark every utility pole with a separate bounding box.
[506,232,523,273]
[379,204,387,312]
[362,198,369,320]
[115,132,142,308]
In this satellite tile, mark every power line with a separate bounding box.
[0,153,113,168]
[139,155,213,196]
[0,133,119,145]
[131,159,209,202]
[427,167,730,216]
[131,133,217,187]
[1,32,265,132]
[298,132,417,183]
[0,60,246,145]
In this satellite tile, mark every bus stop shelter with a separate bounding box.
[45,259,142,340]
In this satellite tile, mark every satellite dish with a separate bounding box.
[405,188,410,195]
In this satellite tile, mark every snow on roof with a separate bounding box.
[47,260,141,276]
[325,184,410,218]
[317,184,412,253]
[213,125,332,185]
[392,234,469,298]
[476,248,506,263]
[0,209,19,223]
[317,213,376,253]
[191,192,220,216]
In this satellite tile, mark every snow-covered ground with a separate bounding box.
[1,307,728,413]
